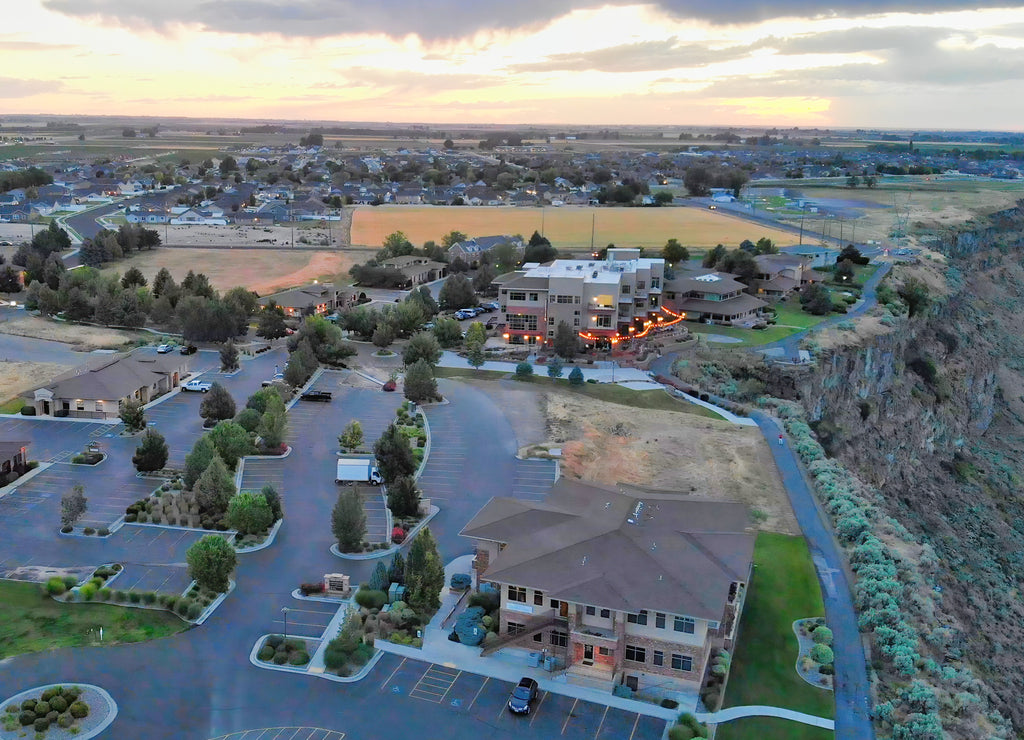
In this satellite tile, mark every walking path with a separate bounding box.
[696,705,835,729]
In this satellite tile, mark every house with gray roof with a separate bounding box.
[258,282,344,318]
[664,268,768,325]
[23,352,191,419]
[461,479,753,696]
[447,235,524,268]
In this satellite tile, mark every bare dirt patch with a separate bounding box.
[161,222,341,248]
[0,361,73,403]
[99,247,374,294]
[0,315,139,350]
[544,392,797,534]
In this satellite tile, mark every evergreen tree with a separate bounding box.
[208,420,253,469]
[387,475,421,518]
[438,273,476,310]
[132,428,169,472]
[388,551,405,585]
[405,527,444,614]
[373,423,416,485]
[186,535,236,592]
[568,367,585,386]
[184,435,215,489]
[200,383,236,426]
[466,340,485,370]
[60,484,88,528]
[547,356,565,379]
[119,398,146,433]
[369,561,390,591]
[261,483,283,521]
[195,454,236,516]
[257,399,287,450]
[220,340,239,372]
[402,331,442,367]
[553,321,578,359]
[256,301,288,339]
[403,358,438,403]
[331,487,366,553]
[338,420,364,452]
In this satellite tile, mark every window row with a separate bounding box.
[626,611,695,633]
[624,645,693,671]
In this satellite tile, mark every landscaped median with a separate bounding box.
[0,683,117,739]
[714,532,834,740]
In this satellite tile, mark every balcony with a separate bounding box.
[590,303,615,312]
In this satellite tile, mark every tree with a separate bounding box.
[443,138,454,150]
[718,249,757,283]
[195,454,237,515]
[800,283,834,315]
[261,483,283,521]
[372,323,395,349]
[373,423,416,485]
[846,174,861,188]
[406,285,438,317]
[132,429,169,473]
[834,259,856,283]
[186,535,236,592]
[60,484,88,528]
[653,191,674,206]
[184,435,216,490]
[702,244,727,268]
[219,340,239,372]
[245,386,284,415]
[438,273,476,310]
[119,398,146,433]
[208,420,254,469]
[755,237,778,255]
[387,475,420,518]
[200,383,236,426]
[433,317,462,348]
[380,230,415,259]
[0,265,22,293]
[465,321,486,346]
[332,487,366,553]
[466,341,485,370]
[524,231,556,263]
[684,166,712,196]
[442,230,468,249]
[515,361,534,378]
[662,238,689,265]
[121,266,147,288]
[403,331,442,367]
[838,244,870,266]
[553,321,578,359]
[218,156,238,177]
[472,263,496,293]
[405,527,444,613]
[568,367,585,386]
[227,492,274,536]
[898,277,931,317]
[152,267,175,298]
[547,356,565,379]
[256,301,288,339]
[257,397,287,450]
[388,551,406,585]
[338,420,364,452]
[404,358,438,403]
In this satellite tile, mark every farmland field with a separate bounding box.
[351,205,797,250]
[98,247,375,294]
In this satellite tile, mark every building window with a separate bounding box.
[550,630,568,648]
[508,586,527,603]
[600,609,610,619]
[573,310,580,316]
[594,316,611,328]
[533,633,543,643]
[534,591,544,606]
[674,616,695,634]
[76,400,85,411]
[655,613,666,629]
[507,621,525,635]
[627,611,648,626]
[708,621,720,630]
[620,285,631,294]
[637,280,646,290]
[653,651,664,667]
[529,292,539,301]
[574,296,581,304]
[598,647,611,656]
[585,606,596,616]
[625,645,646,663]
[651,278,660,289]
[549,599,560,610]
[634,299,646,309]
[508,314,538,331]
[672,654,693,671]
[573,318,580,327]
[509,291,527,301]
[555,295,574,304]
[650,296,659,306]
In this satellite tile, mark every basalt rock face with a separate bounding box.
[771,204,1024,732]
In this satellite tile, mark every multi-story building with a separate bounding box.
[495,248,665,347]
[663,268,767,325]
[460,479,753,698]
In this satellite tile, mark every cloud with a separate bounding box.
[0,40,78,51]
[41,0,1018,41]
[337,67,498,94]
[0,77,64,98]
[507,38,757,73]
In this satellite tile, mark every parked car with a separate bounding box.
[182,379,212,393]
[156,344,173,353]
[179,344,197,355]
[300,390,332,402]
[507,677,539,714]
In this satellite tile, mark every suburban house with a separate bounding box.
[751,254,813,298]
[0,439,29,483]
[460,479,753,697]
[378,255,448,288]
[495,248,664,347]
[23,353,191,419]
[258,282,343,317]
[447,235,525,268]
[663,269,768,325]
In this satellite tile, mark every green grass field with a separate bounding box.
[0,580,189,659]
[685,321,801,347]
[716,532,833,740]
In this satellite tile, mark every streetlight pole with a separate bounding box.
[281,607,289,640]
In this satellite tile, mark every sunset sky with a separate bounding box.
[2,1,1023,128]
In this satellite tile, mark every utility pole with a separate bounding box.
[798,207,805,245]
[590,212,596,254]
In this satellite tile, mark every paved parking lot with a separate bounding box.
[115,563,193,594]
[376,655,666,740]
[416,432,466,503]
[0,417,106,462]
[239,458,285,494]
[510,459,557,503]
[210,729,345,740]
[271,603,340,640]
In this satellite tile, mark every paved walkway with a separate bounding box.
[438,350,650,384]
[697,705,835,729]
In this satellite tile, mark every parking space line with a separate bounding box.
[627,713,641,740]
[561,698,578,735]
[528,691,548,726]
[380,657,406,690]
[468,676,489,710]
[594,705,609,738]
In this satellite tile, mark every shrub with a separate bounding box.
[18,710,35,726]
[60,525,73,534]
[48,697,67,714]
[266,634,284,649]
[819,663,835,675]
[58,714,73,728]
[69,702,88,719]
[812,626,833,645]
[176,600,191,616]
[299,582,324,596]
[114,590,127,603]
[33,702,49,716]
[83,527,95,535]
[62,576,78,589]
[568,367,584,386]
[668,726,696,740]
[288,651,310,666]
[129,591,142,603]
[257,645,275,661]
[468,590,500,612]
[61,687,80,700]
[273,652,288,665]
[449,573,471,591]
[354,589,387,610]
[34,717,49,732]
[810,644,834,664]
[98,588,112,601]
[142,591,157,604]
[187,603,202,620]
[21,700,35,710]
[660,698,679,709]
[45,577,67,596]
[514,362,533,378]
[79,583,97,601]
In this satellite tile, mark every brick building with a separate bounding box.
[460,479,753,697]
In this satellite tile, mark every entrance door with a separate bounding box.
[583,644,594,661]
[559,601,569,618]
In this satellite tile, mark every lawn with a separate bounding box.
[716,532,833,740]
[0,397,26,414]
[685,321,801,347]
[351,205,797,250]
[0,580,189,659]
[771,300,830,330]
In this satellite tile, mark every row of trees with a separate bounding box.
[78,224,161,268]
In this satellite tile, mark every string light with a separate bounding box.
[577,309,685,342]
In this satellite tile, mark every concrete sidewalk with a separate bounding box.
[437,350,651,384]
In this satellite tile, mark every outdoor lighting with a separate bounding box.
[502,333,510,339]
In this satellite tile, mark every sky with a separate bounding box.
[1,1,1023,129]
